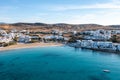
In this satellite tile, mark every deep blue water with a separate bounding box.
[0,46,120,80]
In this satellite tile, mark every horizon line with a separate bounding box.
[1,22,120,26]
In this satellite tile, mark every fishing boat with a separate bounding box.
[103,70,110,73]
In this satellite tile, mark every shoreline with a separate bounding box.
[0,43,63,52]
[67,42,120,53]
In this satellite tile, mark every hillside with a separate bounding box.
[0,23,119,31]
[109,25,120,28]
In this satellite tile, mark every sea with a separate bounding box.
[0,46,120,80]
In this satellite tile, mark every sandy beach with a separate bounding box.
[0,43,63,52]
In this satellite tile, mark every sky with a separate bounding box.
[0,0,120,25]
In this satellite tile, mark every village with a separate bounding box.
[0,28,120,52]
[0,29,70,47]
[68,29,120,52]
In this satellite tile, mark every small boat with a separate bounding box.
[103,70,110,73]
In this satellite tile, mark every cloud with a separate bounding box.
[2,10,120,25]
[61,10,120,25]
[0,17,14,23]
[1,0,120,25]
[50,0,120,11]
[111,0,120,4]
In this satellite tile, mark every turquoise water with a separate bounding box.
[0,46,120,80]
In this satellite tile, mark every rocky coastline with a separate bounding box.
[67,40,120,53]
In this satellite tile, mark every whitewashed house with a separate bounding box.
[116,44,120,51]
[81,40,93,48]
[73,31,77,35]
[111,30,120,34]
[0,36,13,43]
[83,30,111,40]
[44,35,64,40]
[8,33,16,39]
[18,35,31,43]
[71,39,120,52]
[0,29,7,36]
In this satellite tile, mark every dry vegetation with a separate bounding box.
[0,23,120,32]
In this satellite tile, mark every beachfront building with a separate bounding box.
[18,35,31,43]
[0,36,13,43]
[44,35,65,43]
[111,30,120,34]
[0,29,14,43]
[18,34,41,43]
[72,40,120,52]
[116,44,120,51]
[81,29,111,41]
[0,35,14,47]
[8,33,16,39]
[0,29,7,36]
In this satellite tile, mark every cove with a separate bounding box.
[0,46,120,80]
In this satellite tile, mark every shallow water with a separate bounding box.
[0,46,120,80]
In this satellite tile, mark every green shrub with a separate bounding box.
[110,35,120,43]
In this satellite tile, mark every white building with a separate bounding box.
[82,30,111,40]
[0,29,7,36]
[0,36,13,43]
[73,40,120,52]
[18,35,31,43]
